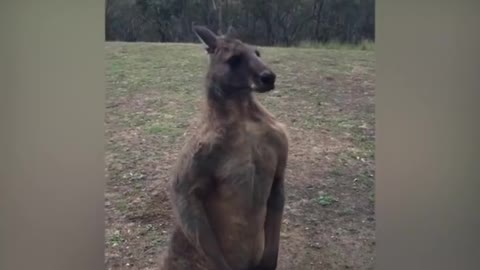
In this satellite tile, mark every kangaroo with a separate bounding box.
[161,25,288,270]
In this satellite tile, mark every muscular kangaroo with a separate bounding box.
[161,25,289,270]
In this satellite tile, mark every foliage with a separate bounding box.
[105,0,375,46]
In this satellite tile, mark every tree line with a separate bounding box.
[106,0,375,46]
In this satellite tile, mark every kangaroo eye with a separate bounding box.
[227,55,242,68]
[255,50,261,57]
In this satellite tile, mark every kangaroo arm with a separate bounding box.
[170,142,233,270]
[255,149,287,270]
[172,184,233,270]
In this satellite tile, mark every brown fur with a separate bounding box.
[161,26,288,270]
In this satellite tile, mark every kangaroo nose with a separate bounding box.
[260,70,276,85]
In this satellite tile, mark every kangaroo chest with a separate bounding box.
[214,123,281,207]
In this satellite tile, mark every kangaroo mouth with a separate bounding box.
[250,79,275,93]
[256,83,275,93]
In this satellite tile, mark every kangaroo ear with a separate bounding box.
[193,25,218,53]
[225,25,238,39]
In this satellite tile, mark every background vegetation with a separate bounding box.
[105,0,375,46]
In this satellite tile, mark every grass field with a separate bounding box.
[105,42,375,270]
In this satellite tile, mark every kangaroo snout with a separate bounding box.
[260,70,276,86]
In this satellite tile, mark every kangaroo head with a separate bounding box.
[193,25,276,97]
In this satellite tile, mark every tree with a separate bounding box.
[105,0,375,45]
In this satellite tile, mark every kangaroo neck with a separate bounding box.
[203,84,266,125]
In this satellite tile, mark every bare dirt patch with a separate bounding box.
[105,43,375,270]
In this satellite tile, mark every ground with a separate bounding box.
[105,42,375,270]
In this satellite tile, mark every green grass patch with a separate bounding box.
[108,230,125,247]
[146,122,183,137]
[116,200,128,213]
[315,194,338,206]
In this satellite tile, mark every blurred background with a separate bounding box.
[105,0,374,46]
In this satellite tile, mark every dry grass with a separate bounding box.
[105,42,375,270]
